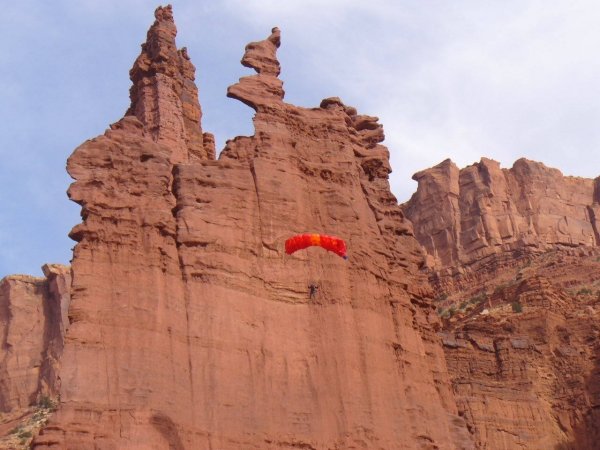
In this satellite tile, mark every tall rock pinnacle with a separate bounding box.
[126,5,215,162]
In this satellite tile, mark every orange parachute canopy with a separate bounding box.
[285,233,348,260]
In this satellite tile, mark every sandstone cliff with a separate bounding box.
[402,157,600,449]
[0,265,70,448]
[31,6,471,449]
[2,5,598,450]
[0,265,70,414]
[403,157,599,272]
[439,248,600,449]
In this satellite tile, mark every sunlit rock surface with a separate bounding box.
[31,6,470,450]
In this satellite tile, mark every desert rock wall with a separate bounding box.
[32,7,472,449]
[0,265,70,413]
[403,157,598,270]
[442,274,600,449]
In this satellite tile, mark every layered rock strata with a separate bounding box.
[403,158,599,271]
[404,157,600,448]
[442,271,600,449]
[0,265,70,413]
[33,7,472,450]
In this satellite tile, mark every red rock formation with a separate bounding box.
[10,6,598,450]
[127,4,214,162]
[404,156,600,449]
[227,27,285,109]
[0,264,70,413]
[442,258,600,449]
[33,7,472,449]
[403,157,598,271]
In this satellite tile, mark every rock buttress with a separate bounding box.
[0,265,70,413]
[34,12,473,450]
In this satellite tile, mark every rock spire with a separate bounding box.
[126,4,214,162]
[227,27,285,110]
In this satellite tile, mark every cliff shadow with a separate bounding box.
[151,412,185,450]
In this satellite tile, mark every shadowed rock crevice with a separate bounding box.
[151,412,185,450]
[35,265,71,404]
[587,205,600,246]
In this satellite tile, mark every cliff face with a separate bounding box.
[403,157,599,271]
[440,250,600,450]
[403,156,600,449]
[32,7,471,449]
[1,5,597,450]
[0,265,70,413]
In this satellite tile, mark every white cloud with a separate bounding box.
[248,0,600,199]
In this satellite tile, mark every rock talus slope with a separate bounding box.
[33,7,472,449]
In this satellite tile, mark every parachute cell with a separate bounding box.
[285,233,348,259]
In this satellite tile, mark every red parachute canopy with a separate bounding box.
[285,233,348,260]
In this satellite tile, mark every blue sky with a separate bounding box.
[1,0,599,278]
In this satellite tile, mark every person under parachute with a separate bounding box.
[284,233,348,298]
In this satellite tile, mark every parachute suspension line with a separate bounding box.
[284,233,348,299]
[317,251,324,282]
[308,252,325,300]
[281,243,288,266]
